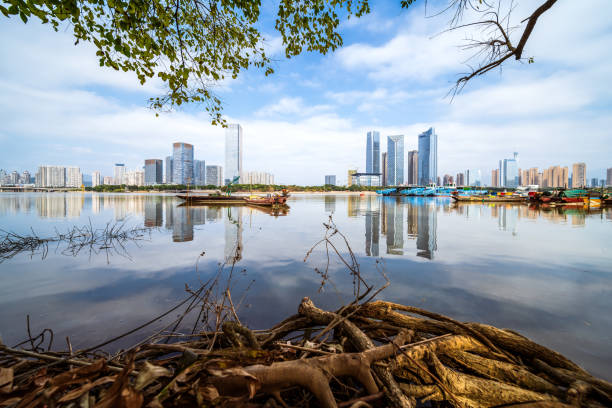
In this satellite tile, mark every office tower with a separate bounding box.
[491,169,499,187]
[387,135,404,185]
[572,162,586,188]
[347,169,357,186]
[165,156,173,184]
[381,153,388,186]
[325,175,336,185]
[113,164,125,185]
[144,159,163,185]
[206,165,223,187]
[407,150,418,185]
[417,128,437,185]
[92,171,101,187]
[590,177,598,188]
[194,160,206,185]
[607,168,612,186]
[502,153,519,188]
[225,123,243,184]
[498,160,504,187]
[366,131,380,178]
[172,142,194,185]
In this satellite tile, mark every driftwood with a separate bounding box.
[1,297,611,408]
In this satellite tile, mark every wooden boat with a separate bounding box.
[244,194,288,207]
[452,195,525,203]
[176,194,246,204]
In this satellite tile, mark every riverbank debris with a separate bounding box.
[1,295,611,408]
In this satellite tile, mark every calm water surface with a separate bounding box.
[0,192,611,379]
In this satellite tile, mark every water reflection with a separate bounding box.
[1,193,612,380]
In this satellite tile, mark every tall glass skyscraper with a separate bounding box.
[225,124,243,184]
[172,142,194,185]
[503,152,519,188]
[165,156,173,184]
[366,131,380,174]
[387,135,404,186]
[144,159,163,185]
[418,128,437,185]
[407,150,418,185]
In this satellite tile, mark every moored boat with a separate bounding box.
[176,194,246,204]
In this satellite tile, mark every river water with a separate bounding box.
[0,192,610,378]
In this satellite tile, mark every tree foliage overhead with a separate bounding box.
[0,0,556,122]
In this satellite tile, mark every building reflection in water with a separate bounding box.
[144,197,163,227]
[324,195,336,214]
[364,196,379,256]
[382,197,404,255]
[224,206,243,262]
[415,201,437,259]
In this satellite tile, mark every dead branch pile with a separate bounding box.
[1,296,610,408]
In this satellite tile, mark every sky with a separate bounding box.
[0,0,611,185]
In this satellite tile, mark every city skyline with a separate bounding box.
[1,2,610,185]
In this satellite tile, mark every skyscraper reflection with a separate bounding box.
[324,195,336,213]
[144,197,163,227]
[224,206,243,262]
[364,196,379,256]
[382,197,403,255]
[416,201,437,259]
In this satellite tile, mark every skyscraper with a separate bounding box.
[36,166,66,187]
[165,156,173,184]
[194,160,206,185]
[387,135,404,186]
[206,165,223,187]
[144,159,163,185]
[407,150,418,185]
[172,142,194,185]
[324,175,336,185]
[502,153,519,188]
[607,168,612,187]
[225,124,243,184]
[381,152,388,186]
[491,169,499,187]
[66,167,82,187]
[417,128,437,185]
[114,163,125,185]
[572,162,586,188]
[366,131,380,174]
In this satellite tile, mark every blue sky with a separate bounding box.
[1,0,611,185]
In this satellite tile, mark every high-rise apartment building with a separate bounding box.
[36,166,66,187]
[194,160,206,185]
[407,150,418,185]
[114,163,125,185]
[325,175,336,185]
[103,176,113,185]
[542,166,569,188]
[172,142,194,185]
[366,131,380,176]
[381,153,388,186]
[165,156,173,184]
[572,162,586,188]
[591,177,599,188]
[456,172,465,186]
[21,170,31,184]
[387,135,404,186]
[607,168,612,186]
[92,171,101,187]
[528,167,539,186]
[205,165,223,187]
[225,124,243,184]
[491,169,499,187]
[243,171,275,185]
[144,159,163,185]
[417,128,437,185]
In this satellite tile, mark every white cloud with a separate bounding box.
[254,97,333,118]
